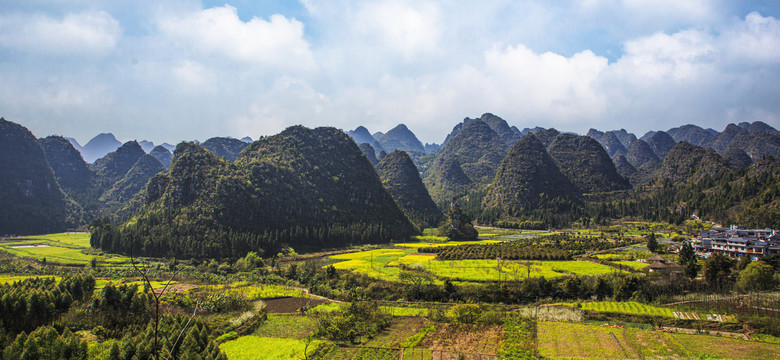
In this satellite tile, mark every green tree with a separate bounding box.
[646,233,658,253]
[678,241,696,266]
[702,253,735,290]
[736,260,776,292]
[735,255,752,272]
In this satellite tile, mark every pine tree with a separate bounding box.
[646,233,658,253]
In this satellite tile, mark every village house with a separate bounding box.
[696,227,780,258]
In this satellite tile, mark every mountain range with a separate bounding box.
[2,115,779,256]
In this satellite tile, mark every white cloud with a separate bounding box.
[612,30,715,84]
[721,12,780,64]
[354,1,442,60]
[171,60,214,92]
[157,5,316,70]
[0,11,120,55]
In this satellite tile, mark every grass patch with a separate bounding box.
[252,314,317,339]
[613,260,649,270]
[16,232,92,247]
[220,336,322,360]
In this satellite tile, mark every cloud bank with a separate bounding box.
[0,1,778,144]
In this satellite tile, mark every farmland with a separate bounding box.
[329,246,624,283]
[1,225,779,360]
[0,232,130,266]
[538,321,779,360]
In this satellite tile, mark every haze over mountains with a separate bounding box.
[2,114,779,257]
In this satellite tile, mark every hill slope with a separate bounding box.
[376,150,442,228]
[92,126,417,258]
[546,134,631,194]
[482,134,580,226]
[0,118,74,234]
[201,137,249,162]
[423,119,508,205]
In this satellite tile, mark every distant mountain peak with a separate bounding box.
[374,123,425,153]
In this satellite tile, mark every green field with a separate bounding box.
[205,282,315,299]
[17,232,92,247]
[329,247,624,282]
[252,314,317,339]
[558,301,675,317]
[220,336,322,360]
[613,260,649,270]
[1,232,130,266]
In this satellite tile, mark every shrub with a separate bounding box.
[451,304,482,324]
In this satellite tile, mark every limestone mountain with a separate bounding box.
[240,136,253,143]
[657,142,730,184]
[38,136,95,197]
[586,129,604,140]
[612,154,636,180]
[91,141,146,183]
[82,133,122,163]
[65,137,86,155]
[92,126,417,258]
[743,121,778,135]
[347,126,384,153]
[725,131,780,162]
[666,124,716,147]
[424,143,442,154]
[150,145,173,168]
[376,150,442,228]
[423,119,508,205]
[532,128,560,147]
[422,157,473,207]
[374,124,425,153]
[443,113,521,147]
[100,154,165,207]
[626,140,660,168]
[546,134,631,193]
[724,147,753,168]
[201,137,249,162]
[358,143,379,166]
[599,132,627,157]
[482,133,580,226]
[710,124,747,153]
[645,131,676,160]
[138,140,155,153]
[0,118,74,234]
[475,113,522,146]
[640,131,656,142]
[161,143,176,152]
[609,129,637,149]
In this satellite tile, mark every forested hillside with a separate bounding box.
[376,150,443,229]
[0,119,76,234]
[91,126,417,259]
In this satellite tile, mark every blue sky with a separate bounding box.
[1,1,780,145]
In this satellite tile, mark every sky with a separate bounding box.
[1,1,780,146]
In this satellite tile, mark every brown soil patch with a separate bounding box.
[263,297,329,313]
[155,283,198,295]
[418,323,502,355]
